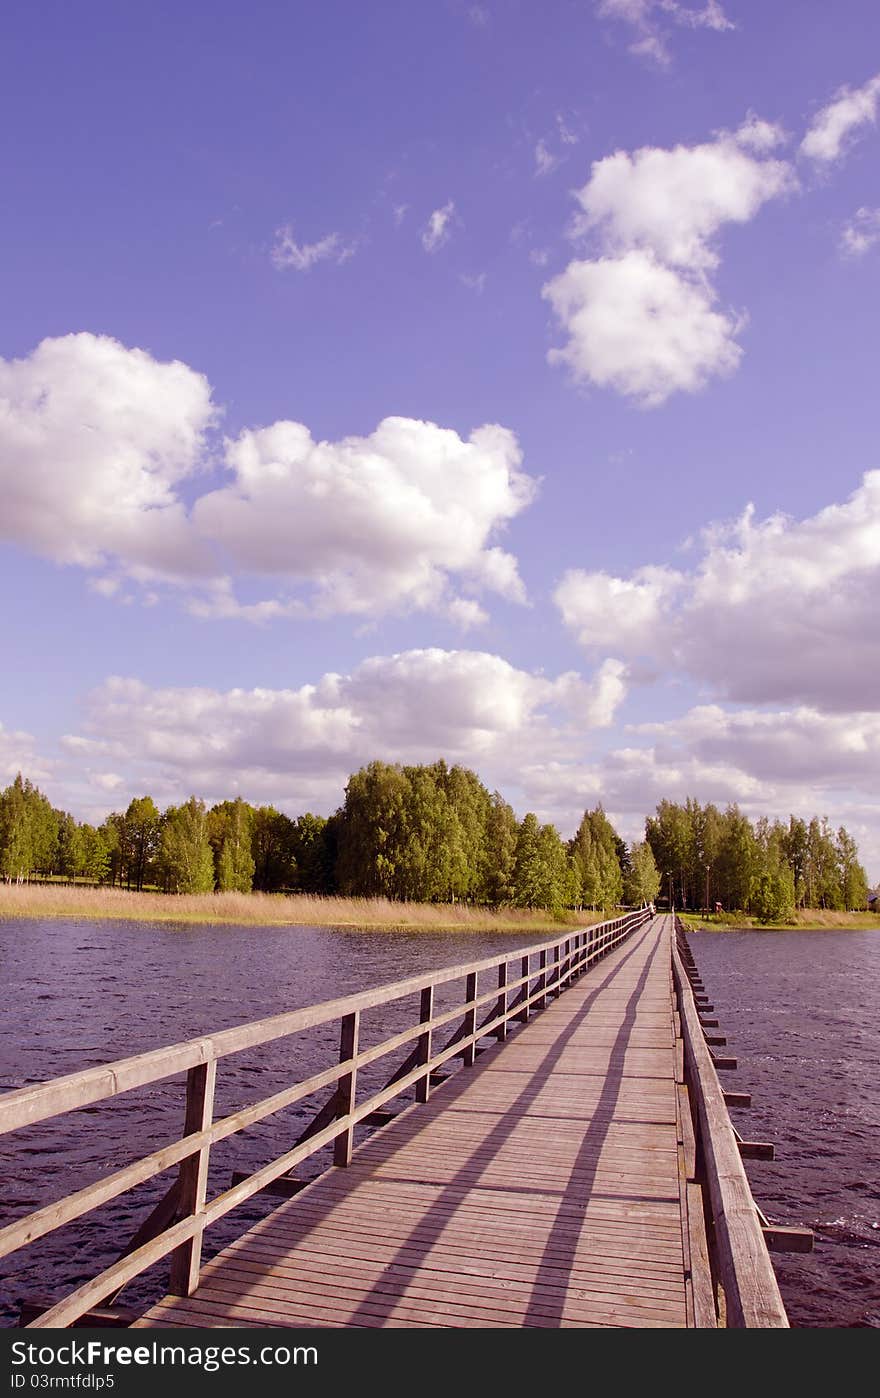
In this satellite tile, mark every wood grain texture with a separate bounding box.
[136,915,691,1330]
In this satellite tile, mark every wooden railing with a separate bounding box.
[671,917,789,1328]
[1,907,651,1328]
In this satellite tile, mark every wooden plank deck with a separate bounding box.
[134,914,691,1329]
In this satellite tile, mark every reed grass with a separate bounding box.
[0,881,600,932]
[680,907,879,932]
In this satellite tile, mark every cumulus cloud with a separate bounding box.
[555,563,683,653]
[421,201,457,252]
[0,336,535,625]
[0,333,216,581]
[39,651,880,876]
[271,226,354,271]
[556,470,880,712]
[63,649,627,816]
[194,416,535,618]
[0,721,50,784]
[569,125,792,270]
[840,206,880,257]
[543,122,795,405]
[544,250,744,403]
[800,72,880,164]
[597,0,733,67]
[634,704,880,790]
[512,706,880,878]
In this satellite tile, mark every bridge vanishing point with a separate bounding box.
[2,910,805,1329]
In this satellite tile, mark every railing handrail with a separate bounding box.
[671,922,788,1328]
[1,910,641,1136]
[2,905,652,1328]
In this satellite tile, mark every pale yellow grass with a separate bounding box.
[0,882,597,932]
[682,907,879,932]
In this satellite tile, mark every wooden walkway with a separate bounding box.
[134,914,691,1329]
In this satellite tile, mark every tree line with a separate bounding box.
[645,798,870,920]
[0,767,871,918]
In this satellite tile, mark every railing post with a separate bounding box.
[517,955,530,1022]
[415,986,434,1104]
[462,972,478,1066]
[495,962,509,1041]
[552,944,560,993]
[538,949,547,1009]
[334,1011,360,1166]
[169,1059,216,1297]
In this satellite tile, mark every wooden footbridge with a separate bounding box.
[1,910,796,1329]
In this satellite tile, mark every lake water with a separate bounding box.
[1,917,877,1327]
[689,926,880,1328]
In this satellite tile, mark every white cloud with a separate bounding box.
[543,122,794,404]
[555,564,683,653]
[513,710,880,878]
[0,336,535,626]
[193,416,535,618]
[544,249,744,404]
[800,72,880,164]
[0,333,216,580]
[535,140,560,177]
[421,201,457,252]
[571,125,792,270]
[65,649,626,816]
[271,226,354,271]
[597,0,733,67]
[446,597,489,630]
[557,471,880,712]
[634,704,880,790]
[0,722,50,784]
[840,206,880,257]
[30,649,880,876]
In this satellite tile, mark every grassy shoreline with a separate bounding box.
[0,882,600,933]
[679,908,879,932]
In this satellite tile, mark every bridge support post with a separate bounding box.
[494,963,509,1041]
[169,1059,216,1297]
[415,987,434,1103]
[334,1011,360,1166]
[462,973,478,1066]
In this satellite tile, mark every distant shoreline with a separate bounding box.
[0,882,601,933]
[680,910,879,932]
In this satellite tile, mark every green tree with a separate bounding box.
[159,797,215,894]
[334,762,411,898]
[208,798,255,893]
[250,806,297,891]
[122,797,160,891]
[56,812,85,880]
[290,813,334,894]
[512,813,542,907]
[482,793,518,906]
[0,775,60,881]
[624,841,661,906]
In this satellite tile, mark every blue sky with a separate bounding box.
[2,1,879,876]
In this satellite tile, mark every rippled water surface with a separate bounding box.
[689,927,880,1328]
[0,917,522,1327]
[2,918,877,1327]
